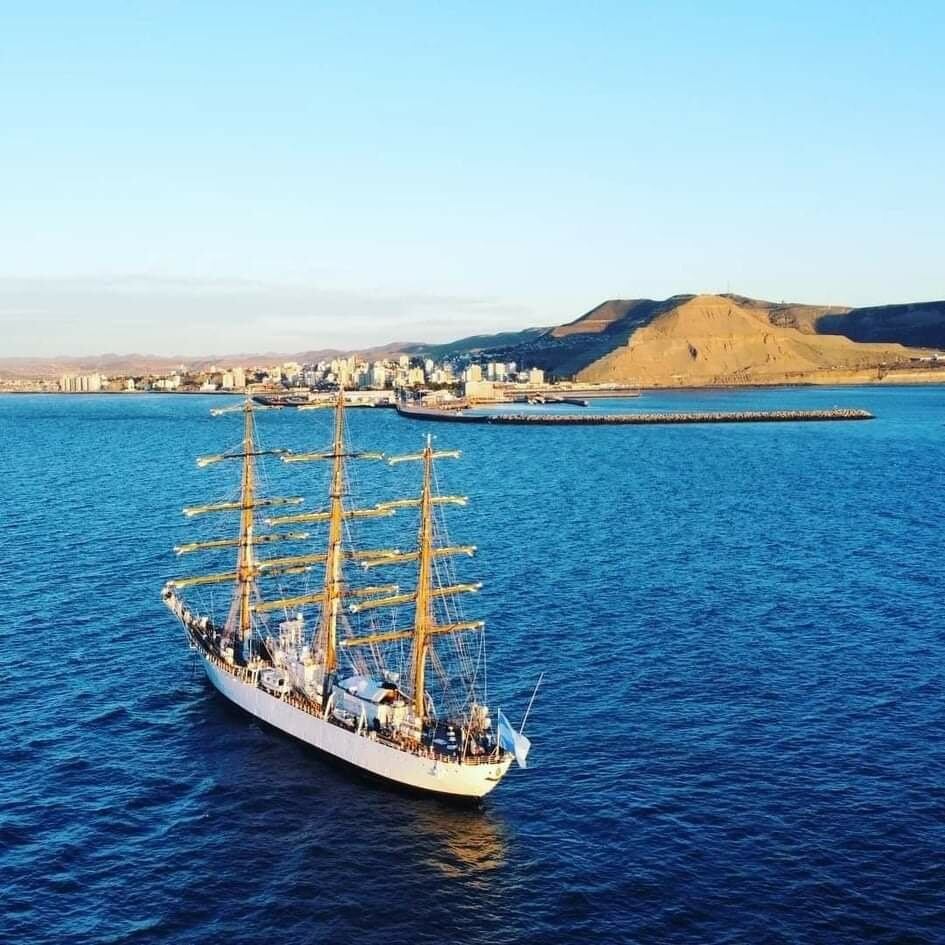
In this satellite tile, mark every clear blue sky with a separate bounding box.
[2,1,942,356]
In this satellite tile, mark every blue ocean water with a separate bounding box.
[2,387,944,945]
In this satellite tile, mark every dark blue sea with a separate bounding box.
[2,387,944,945]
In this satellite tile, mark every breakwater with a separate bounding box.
[396,404,874,425]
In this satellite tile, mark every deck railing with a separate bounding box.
[171,602,504,768]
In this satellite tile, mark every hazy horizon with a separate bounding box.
[2,2,943,357]
[4,279,945,363]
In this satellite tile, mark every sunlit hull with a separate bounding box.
[202,655,512,800]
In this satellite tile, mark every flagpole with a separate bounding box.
[520,672,544,734]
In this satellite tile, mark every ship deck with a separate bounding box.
[184,618,503,768]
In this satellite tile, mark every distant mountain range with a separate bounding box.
[2,294,943,385]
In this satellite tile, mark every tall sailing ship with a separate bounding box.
[161,393,531,800]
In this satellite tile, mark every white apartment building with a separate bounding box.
[59,373,104,392]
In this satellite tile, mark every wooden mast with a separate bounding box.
[266,390,389,682]
[236,398,256,663]
[411,435,435,721]
[344,438,475,731]
[319,389,347,675]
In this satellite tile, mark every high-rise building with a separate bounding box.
[59,372,104,392]
[370,362,388,388]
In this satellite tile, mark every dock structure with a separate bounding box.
[396,404,874,426]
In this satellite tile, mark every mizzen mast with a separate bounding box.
[352,435,480,732]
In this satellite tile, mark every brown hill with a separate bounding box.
[572,295,933,387]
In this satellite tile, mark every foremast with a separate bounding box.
[167,396,306,664]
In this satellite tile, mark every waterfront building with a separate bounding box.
[59,372,104,392]
[370,362,388,388]
[464,379,496,400]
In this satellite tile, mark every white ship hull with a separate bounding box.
[202,656,512,800]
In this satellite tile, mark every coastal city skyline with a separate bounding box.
[50,354,546,397]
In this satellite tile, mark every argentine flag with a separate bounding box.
[497,709,531,769]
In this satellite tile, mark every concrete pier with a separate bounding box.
[396,404,874,425]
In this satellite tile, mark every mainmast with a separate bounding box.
[266,388,390,687]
